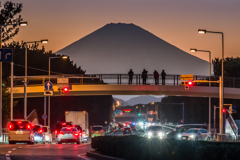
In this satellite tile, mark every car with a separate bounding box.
[54,122,73,141]
[42,126,52,143]
[147,125,165,139]
[123,127,132,135]
[33,124,46,144]
[166,124,208,140]
[56,127,81,144]
[91,125,105,138]
[73,124,83,143]
[181,128,210,141]
[8,120,34,144]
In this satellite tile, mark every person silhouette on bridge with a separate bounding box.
[154,70,159,85]
[128,69,134,84]
[161,70,166,85]
[142,69,148,84]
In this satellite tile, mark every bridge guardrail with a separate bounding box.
[0,133,8,143]
[8,74,240,89]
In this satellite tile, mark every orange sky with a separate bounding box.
[3,0,240,62]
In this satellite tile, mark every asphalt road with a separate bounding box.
[106,128,139,136]
[0,141,94,160]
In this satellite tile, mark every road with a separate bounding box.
[0,142,93,160]
[106,128,139,136]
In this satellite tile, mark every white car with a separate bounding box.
[181,128,210,141]
[42,126,52,143]
[57,127,81,144]
[146,125,165,139]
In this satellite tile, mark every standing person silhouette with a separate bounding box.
[153,70,159,85]
[142,69,148,84]
[128,69,134,84]
[161,70,166,85]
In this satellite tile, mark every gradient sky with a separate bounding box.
[2,0,240,62]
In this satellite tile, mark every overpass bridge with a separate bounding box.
[8,74,240,99]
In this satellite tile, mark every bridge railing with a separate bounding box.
[8,74,240,88]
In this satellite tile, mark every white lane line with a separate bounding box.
[5,154,10,157]
[6,157,11,160]
[77,154,94,160]
[18,146,22,149]
[7,151,12,154]
[12,148,16,150]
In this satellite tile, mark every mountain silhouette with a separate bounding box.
[126,95,164,106]
[56,23,209,75]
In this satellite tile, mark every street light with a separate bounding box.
[190,48,212,135]
[23,39,48,120]
[198,29,224,135]
[48,55,68,126]
[0,21,27,134]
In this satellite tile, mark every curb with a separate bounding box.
[86,151,124,160]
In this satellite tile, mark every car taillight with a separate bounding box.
[130,128,132,131]
[18,121,22,124]
[101,130,103,133]
[62,123,66,125]
[59,132,64,136]
[74,133,78,136]
[38,129,43,133]
[123,128,125,131]
[91,130,93,133]
[55,130,58,134]
[9,124,13,129]
[27,124,31,129]
[79,132,82,136]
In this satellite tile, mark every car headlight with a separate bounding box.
[158,132,163,137]
[148,132,152,136]
[190,135,194,138]
[178,134,181,138]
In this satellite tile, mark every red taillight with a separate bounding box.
[130,128,132,131]
[31,124,35,127]
[67,127,71,130]
[62,123,66,125]
[79,132,82,136]
[91,130,93,133]
[9,124,13,129]
[59,132,64,136]
[101,129,103,133]
[55,130,58,134]
[74,133,78,136]
[27,124,30,129]
[123,128,125,131]
[17,121,22,124]
[38,129,43,133]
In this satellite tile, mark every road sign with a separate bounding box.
[115,110,122,114]
[44,81,53,90]
[181,74,193,80]
[44,90,53,96]
[57,78,69,84]
[0,49,13,62]
[42,114,47,120]
[105,121,107,124]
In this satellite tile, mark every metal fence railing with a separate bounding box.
[9,74,240,89]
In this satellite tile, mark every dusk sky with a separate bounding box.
[3,0,240,62]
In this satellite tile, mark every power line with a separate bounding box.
[14,64,64,75]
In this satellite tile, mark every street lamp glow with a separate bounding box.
[41,39,48,44]
[190,48,197,52]
[198,29,206,34]
[19,22,28,26]
[136,106,138,108]
[62,55,68,59]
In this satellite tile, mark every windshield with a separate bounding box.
[74,126,82,132]
[185,129,199,133]
[93,127,103,130]
[42,127,48,132]
[33,125,41,132]
[148,126,162,131]
[61,127,77,132]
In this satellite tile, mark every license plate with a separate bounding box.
[96,131,99,133]
[183,137,186,139]
[16,130,23,134]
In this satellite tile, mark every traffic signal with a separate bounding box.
[63,87,69,93]
[187,81,193,86]
[222,108,226,113]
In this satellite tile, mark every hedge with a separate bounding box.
[91,136,240,160]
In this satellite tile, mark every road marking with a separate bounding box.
[5,154,10,157]
[18,146,22,149]
[77,154,94,160]
[6,157,11,160]
[12,148,16,150]
[7,151,12,154]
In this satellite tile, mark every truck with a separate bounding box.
[65,111,89,139]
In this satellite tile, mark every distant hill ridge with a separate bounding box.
[56,23,209,75]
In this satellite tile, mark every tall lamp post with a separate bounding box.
[23,39,48,120]
[0,22,27,134]
[190,48,212,135]
[48,56,68,126]
[198,29,224,134]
